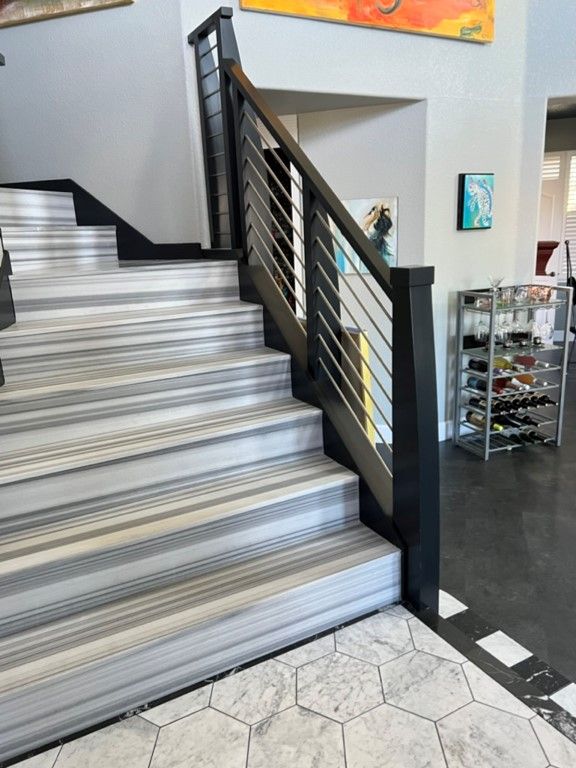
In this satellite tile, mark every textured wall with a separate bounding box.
[0,0,201,243]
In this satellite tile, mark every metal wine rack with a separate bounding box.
[453,284,573,460]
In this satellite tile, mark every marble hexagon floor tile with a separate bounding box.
[276,633,335,667]
[531,714,576,768]
[344,703,446,768]
[463,661,534,718]
[297,651,383,722]
[16,747,62,768]
[139,684,212,726]
[150,708,248,768]
[408,617,466,663]
[380,650,472,721]
[335,611,414,665]
[54,717,158,768]
[438,701,549,768]
[248,706,345,768]
[211,659,295,724]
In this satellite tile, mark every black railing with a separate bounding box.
[0,230,16,386]
[189,8,439,610]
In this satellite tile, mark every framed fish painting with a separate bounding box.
[458,173,494,230]
[240,0,494,43]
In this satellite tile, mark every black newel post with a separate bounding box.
[391,265,440,612]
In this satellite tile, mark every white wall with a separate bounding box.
[297,103,426,265]
[0,0,201,243]
[1,0,575,433]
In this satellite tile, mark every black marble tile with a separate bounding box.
[441,369,576,683]
[512,656,571,696]
[447,609,497,641]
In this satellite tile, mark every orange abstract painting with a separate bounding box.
[240,0,494,42]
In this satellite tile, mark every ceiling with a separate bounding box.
[547,97,576,120]
[260,89,414,116]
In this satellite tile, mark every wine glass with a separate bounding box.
[474,319,489,344]
[540,311,554,344]
[488,276,504,291]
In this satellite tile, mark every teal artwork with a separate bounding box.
[458,173,494,230]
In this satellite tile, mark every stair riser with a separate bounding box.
[2,227,118,275]
[0,413,323,521]
[0,480,358,634]
[0,189,76,228]
[0,553,400,761]
[10,265,240,319]
[0,311,264,381]
[0,360,292,451]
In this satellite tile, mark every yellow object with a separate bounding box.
[240,0,495,43]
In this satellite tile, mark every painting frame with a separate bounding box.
[240,0,494,44]
[457,173,494,231]
[0,0,134,29]
[331,197,399,273]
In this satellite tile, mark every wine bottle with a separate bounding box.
[514,373,537,386]
[524,430,549,444]
[465,412,505,432]
[467,376,504,392]
[504,377,531,391]
[469,358,488,373]
[494,356,513,370]
[536,394,557,407]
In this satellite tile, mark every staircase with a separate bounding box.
[0,186,401,761]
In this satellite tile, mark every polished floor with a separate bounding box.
[13,605,576,768]
[441,366,576,683]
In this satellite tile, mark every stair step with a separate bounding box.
[0,456,358,633]
[0,399,323,522]
[0,301,264,381]
[9,261,240,320]
[0,349,292,450]
[0,525,400,761]
[1,225,118,275]
[0,188,76,228]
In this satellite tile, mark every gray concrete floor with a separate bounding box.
[441,366,576,681]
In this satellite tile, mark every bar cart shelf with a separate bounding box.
[453,284,573,460]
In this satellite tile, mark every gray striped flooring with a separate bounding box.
[0,190,400,762]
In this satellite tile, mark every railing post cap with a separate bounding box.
[220,7,234,18]
[390,265,435,288]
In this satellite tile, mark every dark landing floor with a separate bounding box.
[441,366,576,682]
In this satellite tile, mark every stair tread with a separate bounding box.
[8,261,233,283]
[0,455,356,575]
[0,525,398,692]
[0,348,287,404]
[0,300,260,338]
[0,398,319,485]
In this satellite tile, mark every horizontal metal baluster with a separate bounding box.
[317,355,394,463]
[247,243,301,316]
[315,261,393,375]
[315,301,393,409]
[245,183,304,264]
[199,43,218,59]
[317,337,390,447]
[316,312,393,428]
[315,213,393,322]
[247,220,307,293]
[243,135,305,216]
[201,65,220,80]
[248,243,305,315]
[242,113,304,193]
[243,156,305,244]
[246,114,304,194]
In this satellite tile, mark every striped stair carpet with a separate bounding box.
[0,187,400,761]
